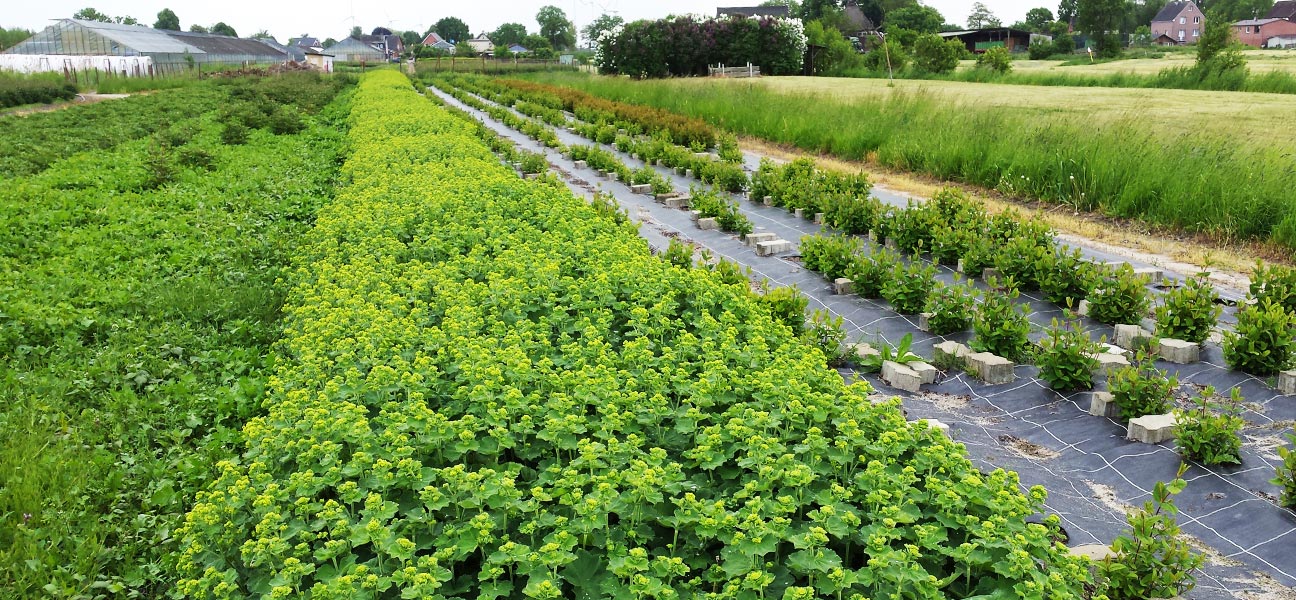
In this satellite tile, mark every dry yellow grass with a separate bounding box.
[997,49,1296,75]
[747,75,1296,146]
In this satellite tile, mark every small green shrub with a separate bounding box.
[1098,464,1204,600]
[971,288,1032,361]
[957,236,996,279]
[1086,265,1151,325]
[1173,387,1244,466]
[976,46,1013,74]
[141,139,175,190]
[1250,261,1296,315]
[844,249,899,298]
[1108,353,1178,420]
[760,285,808,334]
[913,33,962,74]
[857,332,923,372]
[924,282,977,335]
[823,193,881,235]
[1036,246,1097,306]
[706,258,751,286]
[1223,300,1296,375]
[1035,318,1099,391]
[928,224,974,266]
[994,235,1048,290]
[1155,274,1221,343]
[518,151,549,174]
[220,122,249,146]
[661,238,693,268]
[881,261,937,314]
[887,200,941,254]
[805,309,850,367]
[799,234,861,280]
[268,107,305,135]
[176,146,216,171]
[1272,434,1296,508]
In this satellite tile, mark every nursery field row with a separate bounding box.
[520,73,1296,253]
[427,77,1296,593]
[174,70,1096,599]
[0,73,351,596]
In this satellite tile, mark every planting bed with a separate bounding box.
[428,77,1296,597]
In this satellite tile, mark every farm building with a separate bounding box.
[1268,1,1296,20]
[938,28,1044,53]
[328,38,386,62]
[1233,18,1296,47]
[1150,0,1203,44]
[466,35,495,55]
[303,48,334,71]
[2,19,288,67]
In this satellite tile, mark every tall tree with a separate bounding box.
[536,5,575,50]
[491,22,529,46]
[154,8,180,31]
[189,24,208,33]
[1077,0,1123,56]
[967,2,1002,27]
[434,17,470,43]
[0,27,34,51]
[799,0,842,20]
[323,37,338,48]
[72,7,112,22]
[1058,0,1078,23]
[350,25,363,38]
[522,33,555,58]
[252,29,272,39]
[761,0,803,12]
[1024,7,1055,30]
[114,16,139,25]
[1205,0,1276,21]
[210,22,237,37]
[579,14,620,46]
[401,30,421,46]
[884,4,945,32]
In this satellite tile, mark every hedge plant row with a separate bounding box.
[175,70,1093,599]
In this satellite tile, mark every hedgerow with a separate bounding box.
[175,71,1093,599]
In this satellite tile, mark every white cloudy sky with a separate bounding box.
[6,1,1042,44]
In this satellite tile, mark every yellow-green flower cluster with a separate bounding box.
[174,71,1093,599]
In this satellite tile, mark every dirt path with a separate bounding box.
[3,93,130,117]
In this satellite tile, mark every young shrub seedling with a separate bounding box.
[1155,273,1221,344]
[881,261,938,315]
[1173,386,1245,466]
[804,309,851,367]
[760,285,809,334]
[1036,318,1100,391]
[1086,264,1152,326]
[1108,352,1179,420]
[971,287,1032,361]
[1272,434,1296,508]
[924,281,977,335]
[1250,261,1296,315]
[1098,464,1205,600]
[1223,299,1296,376]
[844,249,899,299]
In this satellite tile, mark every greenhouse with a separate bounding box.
[3,19,289,67]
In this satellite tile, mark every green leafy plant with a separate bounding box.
[518,150,549,174]
[760,284,809,334]
[957,236,996,279]
[843,249,899,299]
[1108,353,1179,420]
[799,233,861,280]
[1098,464,1204,600]
[924,281,977,335]
[1250,261,1296,315]
[1173,386,1245,466]
[804,309,851,367]
[1222,299,1296,375]
[661,238,694,268]
[858,332,923,372]
[1155,274,1221,344]
[1035,318,1099,391]
[975,45,1013,74]
[880,261,937,315]
[971,288,1032,361]
[1036,246,1097,306]
[1272,434,1296,508]
[1086,264,1151,325]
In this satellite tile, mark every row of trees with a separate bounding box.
[594,14,806,78]
[421,6,576,50]
[72,7,242,37]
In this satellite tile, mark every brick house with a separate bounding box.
[1268,1,1296,20]
[1151,0,1204,44]
[1232,18,1296,47]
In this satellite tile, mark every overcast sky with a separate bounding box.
[7,1,1041,44]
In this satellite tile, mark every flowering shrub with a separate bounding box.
[596,14,806,78]
[174,71,1094,599]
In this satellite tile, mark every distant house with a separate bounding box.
[355,32,403,58]
[421,31,446,46]
[466,34,494,55]
[842,0,881,45]
[508,44,528,54]
[428,40,455,54]
[938,27,1041,53]
[303,47,333,71]
[1151,0,1203,44]
[1233,18,1296,47]
[1153,33,1180,45]
[716,6,791,18]
[1268,0,1296,20]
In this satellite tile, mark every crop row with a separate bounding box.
[0,76,351,595]
[0,74,77,109]
[175,70,1093,599]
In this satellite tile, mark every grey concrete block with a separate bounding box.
[910,361,938,385]
[744,232,778,247]
[933,341,970,365]
[1114,324,1152,350]
[1127,413,1178,444]
[756,239,793,256]
[573,160,588,169]
[1070,544,1114,562]
[523,173,538,180]
[884,238,899,250]
[814,212,825,225]
[665,196,691,209]
[685,169,694,178]
[763,195,774,206]
[629,184,652,195]
[882,360,923,393]
[1089,351,1131,376]
[833,278,854,295]
[1157,338,1200,364]
[956,259,966,274]
[967,352,1015,384]
[794,208,805,219]
[1132,267,1163,283]
[697,217,719,231]
[655,193,677,201]
[868,230,880,244]
[851,343,881,362]
[914,418,950,437]
[1280,370,1296,395]
[1077,299,1091,317]
[1089,392,1119,418]
[981,267,1002,282]
[689,210,702,223]
[917,312,934,332]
